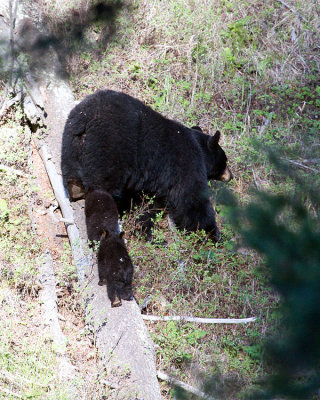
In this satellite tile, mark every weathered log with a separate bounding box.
[39,250,77,391]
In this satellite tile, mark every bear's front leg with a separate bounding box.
[211,226,221,242]
[98,263,108,286]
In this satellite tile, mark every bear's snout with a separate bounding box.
[219,166,233,182]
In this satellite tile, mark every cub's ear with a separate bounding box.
[119,231,125,239]
[191,125,203,132]
[208,130,221,150]
[100,230,109,240]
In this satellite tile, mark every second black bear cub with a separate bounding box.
[85,188,134,307]
[85,187,119,243]
[98,230,134,307]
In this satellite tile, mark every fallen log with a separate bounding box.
[39,250,78,395]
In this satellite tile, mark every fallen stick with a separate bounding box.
[157,371,216,400]
[282,158,320,174]
[100,379,119,390]
[252,168,261,190]
[276,0,308,23]
[0,387,22,399]
[35,140,88,283]
[259,112,274,136]
[301,158,320,165]
[143,315,256,324]
[0,164,28,177]
[243,82,252,134]
[0,370,49,389]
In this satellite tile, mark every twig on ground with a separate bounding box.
[258,112,274,136]
[105,331,125,364]
[143,315,256,324]
[0,387,22,399]
[301,158,320,165]
[282,158,320,174]
[252,168,261,190]
[157,371,216,400]
[243,82,252,134]
[100,380,119,390]
[276,0,308,23]
[0,370,49,389]
[0,164,28,177]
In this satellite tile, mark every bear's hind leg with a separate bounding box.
[107,283,122,307]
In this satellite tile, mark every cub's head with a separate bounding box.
[195,129,233,182]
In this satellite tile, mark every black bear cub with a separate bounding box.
[85,187,119,243]
[85,188,134,307]
[98,230,134,307]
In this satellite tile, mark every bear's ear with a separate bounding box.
[100,230,109,240]
[191,126,203,133]
[208,130,221,150]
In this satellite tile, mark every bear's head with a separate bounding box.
[97,230,134,307]
[206,131,233,182]
[192,128,233,183]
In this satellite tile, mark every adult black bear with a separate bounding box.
[62,90,233,240]
[85,188,134,307]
